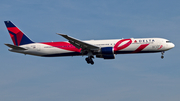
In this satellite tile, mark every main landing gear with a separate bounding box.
[85,56,94,65]
[85,51,94,65]
[161,51,164,59]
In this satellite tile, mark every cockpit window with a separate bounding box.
[166,41,171,43]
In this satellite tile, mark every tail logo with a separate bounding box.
[4,21,34,46]
[7,27,24,46]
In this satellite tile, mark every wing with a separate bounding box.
[57,33,100,51]
[5,43,27,50]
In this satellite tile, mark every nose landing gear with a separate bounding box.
[161,51,164,59]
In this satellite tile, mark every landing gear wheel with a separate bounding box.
[85,57,90,64]
[85,57,89,62]
[90,61,94,65]
[161,56,164,59]
[85,57,94,65]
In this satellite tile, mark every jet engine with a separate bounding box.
[96,47,115,59]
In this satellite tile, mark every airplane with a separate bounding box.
[4,21,175,65]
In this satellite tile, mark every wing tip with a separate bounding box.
[56,33,66,36]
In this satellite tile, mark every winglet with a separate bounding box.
[56,33,66,36]
[56,33,68,38]
[56,33,73,41]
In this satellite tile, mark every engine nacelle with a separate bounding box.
[101,47,114,54]
[96,47,115,59]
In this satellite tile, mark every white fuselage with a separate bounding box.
[9,38,175,57]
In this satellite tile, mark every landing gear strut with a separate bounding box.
[85,51,94,65]
[161,51,164,59]
[85,56,94,65]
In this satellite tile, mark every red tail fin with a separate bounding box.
[4,21,34,46]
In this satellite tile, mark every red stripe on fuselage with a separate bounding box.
[42,42,81,52]
[114,39,132,51]
[158,45,163,50]
[132,44,149,53]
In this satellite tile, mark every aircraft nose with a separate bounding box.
[169,43,175,49]
[172,43,175,48]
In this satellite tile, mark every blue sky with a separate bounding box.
[0,0,180,101]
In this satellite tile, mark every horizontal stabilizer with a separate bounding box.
[4,44,27,50]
